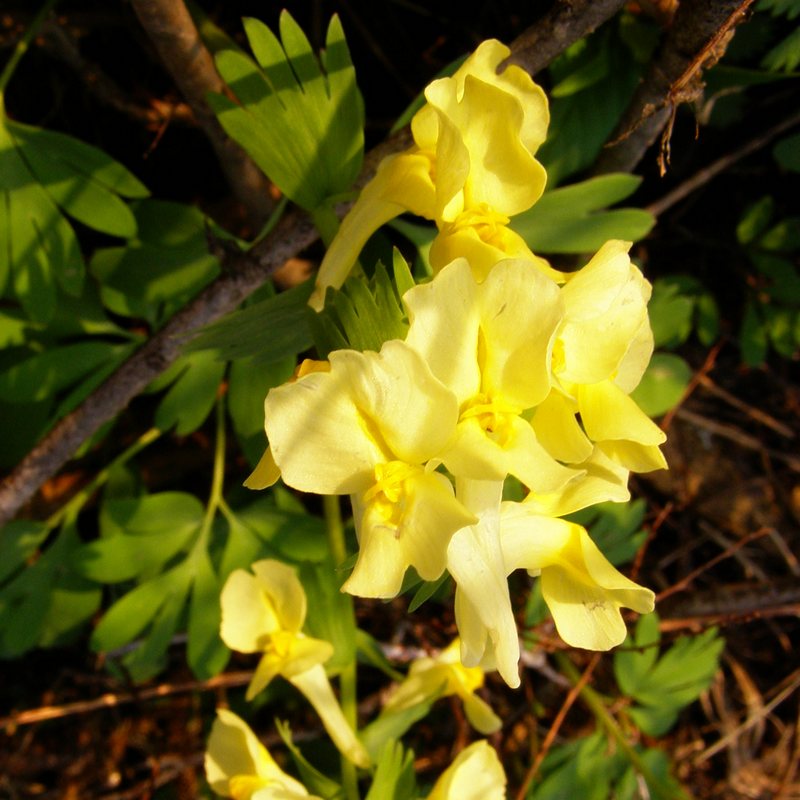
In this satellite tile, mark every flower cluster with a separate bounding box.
[246,38,664,689]
[208,34,668,797]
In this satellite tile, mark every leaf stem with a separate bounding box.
[322,493,360,800]
[195,396,227,552]
[0,0,60,101]
[554,652,691,800]
[45,427,161,530]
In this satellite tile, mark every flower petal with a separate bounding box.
[578,380,666,445]
[220,569,282,653]
[404,258,482,404]
[289,664,371,768]
[529,390,593,464]
[244,447,281,490]
[246,653,283,701]
[251,559,307,634]
[448,479,520,688]
[462,694,502,735]
[310,151,435,310]
[426,740,507,800]
[344,470,476,598]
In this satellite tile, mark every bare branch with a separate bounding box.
[130,0,273,224]
[593,0,756,175]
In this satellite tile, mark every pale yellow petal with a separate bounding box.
[478,258,563,409]
[426,740,507,800]
[280,636,335,679]
[205,708,279,796]
[427,74,546,220]
[614,317,655,394]
[251,559,307,634]
[522,446,630,517]
[288,665,371,768]
[530,390,593,464]
[462,693,502,735]
[598,439,668,473]
[264,367,386,495]
[220,570,281,653]
[443,414,579,493]
[429,219,561,283]
[404,257,482,404]
[557,242,650,385]
[344,470,476,598]
[246,653,283,701]
[244,447,281,490]
[578,380,666,445]
[310,151,435,310]
[337,341,460,465]
[447,480,520,688]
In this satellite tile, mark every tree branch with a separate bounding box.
[592,0,756,176]
[505,0,629,74]
[130,0,274,225]
[0,4,629,528]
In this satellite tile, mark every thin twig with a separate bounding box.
[514,653,601,800]
[130,0,273,225]
[0,670,253,730]
[647,109,800,217]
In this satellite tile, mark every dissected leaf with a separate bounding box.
[187,548,229,679]
[614,612,724,736]
[211,12,363,211]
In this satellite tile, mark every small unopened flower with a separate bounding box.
[205,708,319,799]
[426,740,506,800]
[220,560,370,768]
[382,639,501,734]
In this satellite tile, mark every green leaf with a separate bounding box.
[275,720,345,800]
[740,300,769,365]
[7,121,148,199]
[90,200,219,325]
[648,279,696,348]
[539,27,642,185]
[14,130,138,238]
[615,748,685,800]
[737,196,774,244]
[211,12,363,211]
[310,259,412,357]
[0,341,124,403]
[0,520,49,583]
[365,741,416,800]
[187,548,229,679]
[408,572,451,613]
[154,349,226,435]
[614,612,724,736]
[186,279,314,363]
[227,354,295,466]
[360,701,434,765]
[762,25,800,71]
[38,567,102,648]
[568,499,646,566]
[355,629,404,682]
[510,174,654,254]
[300,559,356,670]
[774,132,800,172]
[630,353,692,417]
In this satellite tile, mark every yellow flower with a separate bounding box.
[220,560,370,768]
[310,40,551,309]
[205,708,319,800]
[404,257,576,493]
[260,340,475,598]
[499,504,655,650]
[426,740,506,800]
[532,240,667,475]
[383,639,501,734]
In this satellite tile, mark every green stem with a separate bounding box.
[0,0,60,100]
[322,494,360,800]
[45,427,162,530]
[311,203,342,249]
[555,653,691,800]
[195,397,227,552]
